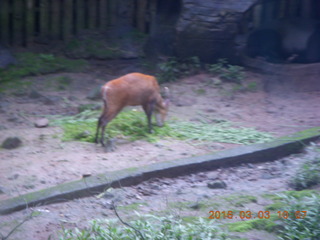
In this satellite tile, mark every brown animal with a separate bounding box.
[95,72,170,147]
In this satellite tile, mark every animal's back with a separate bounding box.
[102,73,160,106]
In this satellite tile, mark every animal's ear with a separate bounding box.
[162,87,170,99]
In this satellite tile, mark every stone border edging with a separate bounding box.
[1,127,319,215]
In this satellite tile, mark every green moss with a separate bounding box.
[278,127,320,142]
[0,52,87,89]
[228,216,278,233]
[282,190,319,199]
[223,195,257,207]
[168,201,207,210]
[265,202,286,211]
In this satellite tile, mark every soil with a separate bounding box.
[0,61,320,240]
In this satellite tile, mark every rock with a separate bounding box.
[87,85,102,100]
[29,89,44,99]
[260,173,274,179]
[0,101,10,113]
[174,0,255,62]
[207,180,227,189]
[34,118,49,128]
[8,173,19,180]
[0,186,6,194]
[207,172,219,180]
[1,137,22,149]
[42,95,62,105]
[76,130,91,139]
[0,45,16,69]
[82,173,92,178]
[189,202,201,210]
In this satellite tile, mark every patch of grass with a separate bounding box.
[0,52,87,87]
[51,109,273,144]
[168,201,208,211]
[228,215,278,233]
[265,202,286,211]
[52,109,174,143]
[223,195,257,207]
[207,58,245,84]
[118,202,148,211]
[282,190,319,200]
[57,214,231,240]
[289,146,320,190]
[278,193,320,240]
[169,121,273,144]
[194,88,206,95]
[157,56,201,83]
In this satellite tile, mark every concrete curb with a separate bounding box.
[1,127,320,215]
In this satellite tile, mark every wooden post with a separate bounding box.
[88,0,96,29]
[12,0,24,46]
[75,0,85,34]
[108,0,116,26]
[136,0,147,33]
[279,0,287,18]
[62,0,73,40]
[253,4,262,28]
[99,0,108,31]
[149,0,157,35]
[51,0,61,39]
[302,0,312,18]
[39,0,49,41]
[25,0,34,46]
[0,0,10,45]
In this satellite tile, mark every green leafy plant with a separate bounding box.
[207,59,245,84]
[290,145,320,190]
[57,214,230,240]
[278,194,320,240]
[157,56,201,83]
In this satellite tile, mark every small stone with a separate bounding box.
[207,172,219,180]
[29,89,43,99]
[76,130,91,139]
[2,137,22,149]
[260,173,274,179]
[0,186,6,194]
[42,95,62,105]
[82,173,92,178]
[189,202,201,210]
[8,174,19,180]
[207,180,227,189]
[34,118,49,128]
[87,85,102,100]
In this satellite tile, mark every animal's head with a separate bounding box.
[155,87,170,127]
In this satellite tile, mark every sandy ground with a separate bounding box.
[0,65,320,239]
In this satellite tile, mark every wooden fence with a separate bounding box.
[0,0,154,47]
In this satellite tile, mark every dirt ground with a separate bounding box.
[0,62,320,239]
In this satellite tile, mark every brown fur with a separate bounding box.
[95,73,169,146]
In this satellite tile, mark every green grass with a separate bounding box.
[289,145,320,190]
[278,193,320,240]
[169,121,273,144]
[223,195,257,207]
[227,216,278,233]
[51,109,273,144]
[57,214,230,240]
[0,52,87,88]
